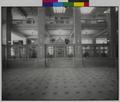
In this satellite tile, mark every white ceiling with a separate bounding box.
[11,7,110,39]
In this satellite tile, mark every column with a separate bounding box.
[37,8,46,66]
[2,7,12,60]
[93,38,96,57]
[107,7,118,58]
[74,8,83,67]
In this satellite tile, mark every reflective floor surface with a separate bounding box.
[2,67,118,100]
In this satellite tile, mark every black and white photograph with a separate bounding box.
[1,7,119,100]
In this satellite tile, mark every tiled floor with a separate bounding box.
[2,67,118,100]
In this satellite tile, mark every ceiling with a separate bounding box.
[11,7,110,40]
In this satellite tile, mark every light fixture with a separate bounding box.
[115,7,118,12]
[53,7,66,14]
[80,7,94,14]
[104,8,110,14]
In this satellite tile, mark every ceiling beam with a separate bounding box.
[46,24,73,30]
[92,29,107,38]
[12,28,28,38]
[81,34,108,38]
[82,23,107,30]
[81,29,108,38]
[17,7,27,18]
[12,24,38,30]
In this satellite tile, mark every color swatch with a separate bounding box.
[43,0,89,7]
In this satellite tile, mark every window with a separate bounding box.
[90,20,97,24]
[11,47,15,56]
[97,19,105,23]
[48,46,54,55]
[81,19,86,23]
[96,38,107,44]
[81,38,93,44]
[66,46,74,57]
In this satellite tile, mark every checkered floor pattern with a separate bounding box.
[2,67,118,100]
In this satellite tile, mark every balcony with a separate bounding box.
[81,19,107,29]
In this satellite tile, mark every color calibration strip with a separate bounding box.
[43,0,89,7]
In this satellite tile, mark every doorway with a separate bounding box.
[45,44,75,68]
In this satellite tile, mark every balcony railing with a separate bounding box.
[2,45,38,60]
[2,43,109,61]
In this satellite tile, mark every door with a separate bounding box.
[56,46,64,57]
